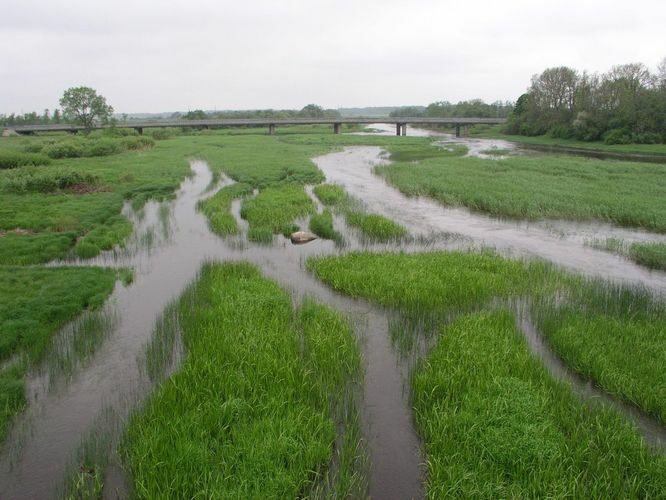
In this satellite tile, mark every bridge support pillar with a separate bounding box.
[268,124,276,135]
[135,127,143,135]
[455,124,461,138]
[334,123,341,134]
[401,124,407,136]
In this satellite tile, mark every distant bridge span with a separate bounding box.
[7,117,506,137]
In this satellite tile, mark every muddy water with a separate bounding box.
[0,161,424,499]
[313,145,666,292]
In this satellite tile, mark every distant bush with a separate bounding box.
[22,143,45,154]
[145,128,179,140]
[0,150,52,169]
[121,136,155,150]
[94,127,139,138]
[37,135,155,159]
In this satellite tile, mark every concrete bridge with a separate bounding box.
[7,117,505,138]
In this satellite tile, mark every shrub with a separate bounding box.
[121,136,155,150]
[42,140,84,159]
[0,168,98,193]
[82,138,123,157]
[603,128,632,145]
[22,143,45,154]
[548,125,574,139]
[0,150,52,169]
[145,128,178,140]
[632,132,661,144]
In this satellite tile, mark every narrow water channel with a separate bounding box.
[2,126,666,499]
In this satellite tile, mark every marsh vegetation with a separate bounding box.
[2,124,666,498]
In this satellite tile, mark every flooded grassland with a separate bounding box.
[1,125,666,498]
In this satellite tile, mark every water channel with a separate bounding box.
[1,126,665,499]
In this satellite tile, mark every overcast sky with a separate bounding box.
[1,0,665,114]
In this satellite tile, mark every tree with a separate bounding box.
[656,57,666,89]
[183,109,208,120]
[299,104,325,118]
[59,86,113,129]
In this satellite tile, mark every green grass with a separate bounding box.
[240,184,314,239]
[0,150,51,169]
[309,209,342,243]
[310,248,666,427]
[197,182,253,236]
[377,152,666,232]
[0,265,117,438]
[122,262,362,498]
[344,212,407,242]
[308,250,666,495]
[0,167,99,194]
[0,135,193,262]
[413,310,666,498]
[307,251,536,312]
[533,281,666,423]
[629,242,666,270]
[312,184,346,205]
[387,143,467,162]
[0,231,77,264]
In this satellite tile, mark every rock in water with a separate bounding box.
[290,231,317,244]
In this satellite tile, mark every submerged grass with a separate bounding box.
[123,262,362,498]
[0,265,117,439]
[588,237,666,271]
[312,183,409,243]
[413,310,666,498]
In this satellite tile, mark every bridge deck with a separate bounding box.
[6,117,505,134]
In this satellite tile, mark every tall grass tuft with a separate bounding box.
[122,263,363,498]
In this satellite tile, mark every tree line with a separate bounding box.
[505,58,666,144]
[390,100,513,118]
[1,102,341,127]
[177,104,341,121]
[1,109,63,127]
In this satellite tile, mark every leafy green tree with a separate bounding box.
[299,104,325,118]
[183,109,208,120]
[59,87,113,129]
